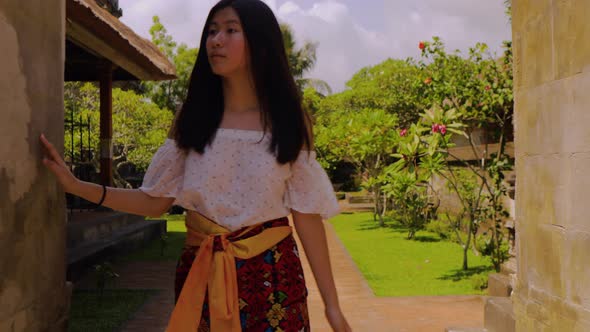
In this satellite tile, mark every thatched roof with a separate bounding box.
[66,0,177,81]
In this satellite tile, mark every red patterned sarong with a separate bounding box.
[174,215,310,331]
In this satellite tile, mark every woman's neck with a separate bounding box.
[222,71,260,113]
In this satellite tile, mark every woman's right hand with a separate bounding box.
[40,133,79,193]
[325,305,352,332]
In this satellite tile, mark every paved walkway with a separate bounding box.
[75,218,485,331]
[298,221,485,332]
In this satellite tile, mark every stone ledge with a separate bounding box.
[67,212,146,248]
[484,297,515,332]
[66,219,166,282]
[445,328,487,332]
[488,273,513,297]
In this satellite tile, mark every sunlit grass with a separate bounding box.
[330,212,493,296]
[116,214,187,262]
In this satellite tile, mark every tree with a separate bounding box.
[383,107,465,239]
[415,37,514,271]
[280,23,332,95]
[315,108,399,226]
[301,86,323,117]
[504,0,512,22]
[147,16,199,112]
[345,59,425,127]
[65,83,173,188]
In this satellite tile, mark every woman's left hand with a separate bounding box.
[325,305,352,332]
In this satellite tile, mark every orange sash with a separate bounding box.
[166,211,292,332]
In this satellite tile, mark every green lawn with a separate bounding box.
[68,289,156,332]
[329,212,493,296]
[119,214,187,262]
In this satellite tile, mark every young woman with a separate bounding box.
[41,0,351,331]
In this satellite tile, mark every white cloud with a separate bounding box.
[277,1,302,16]
[272,1,392,92]
[117,0,511,93]
[119,0,218,48]
[307,1,348,24]
[383,1,511,59]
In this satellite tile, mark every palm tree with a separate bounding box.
[280,23,332,95]
[504,0,511,22]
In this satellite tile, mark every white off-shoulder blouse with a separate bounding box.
[138,128,340,231]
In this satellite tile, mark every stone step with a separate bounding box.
[484,297,515,332]
[487,273,513,297]
[348,197,374,204]
[338,201,375,212]
[67,218,166,282]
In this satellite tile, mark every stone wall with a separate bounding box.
[430,172,515,222]
[512,0,590,330]
[0,1,70,331]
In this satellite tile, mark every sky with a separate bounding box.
[118,0,512,93]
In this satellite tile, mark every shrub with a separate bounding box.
[471,273,488,291]
[426,219,452,239]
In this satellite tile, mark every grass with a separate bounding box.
[68,289,157,332]
[118,213,187,262]
[329,212,494,297]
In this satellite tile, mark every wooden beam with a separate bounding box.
[66,19,153,80]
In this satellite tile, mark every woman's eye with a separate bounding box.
[208,29,217,35]
[228,28,237,33]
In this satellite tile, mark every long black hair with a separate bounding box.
[173,0,312,164]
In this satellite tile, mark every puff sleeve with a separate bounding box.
[284,150,341,219]
[138,138,187,206]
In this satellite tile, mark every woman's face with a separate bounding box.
[206,7,249,78]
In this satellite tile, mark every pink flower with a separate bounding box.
[431,124,440,133]
[400,128,408,137]
[439,125,447,135]
[485,85,491,91]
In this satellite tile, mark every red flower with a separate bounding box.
[424,77,432,85]
[400,129,408,137]
[419,42,426,50]
[431,124,440,133]
[485,85,491,91]
[439,125,447,135]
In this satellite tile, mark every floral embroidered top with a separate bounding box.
[138,128,340,231]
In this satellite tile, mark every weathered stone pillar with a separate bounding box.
[0,1,71,331]
[512,0,590,330]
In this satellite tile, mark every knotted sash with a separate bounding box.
[166,211,292,332]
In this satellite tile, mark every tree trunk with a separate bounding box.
[462,214,474,270]
[376,186,385,227]
[373,188,379,221]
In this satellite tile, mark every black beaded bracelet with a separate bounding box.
[96,184,107,207]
